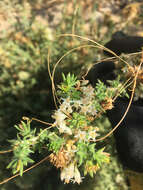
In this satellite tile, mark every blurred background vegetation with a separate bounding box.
[0,0,143,189]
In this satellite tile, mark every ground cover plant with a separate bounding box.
[0,0,143,190]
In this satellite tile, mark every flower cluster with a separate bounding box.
[8,73,128,184]
[49,74,111,183]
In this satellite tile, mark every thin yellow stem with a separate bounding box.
[58,33,131,67]
[31,117,53,126]
[0,149,13,154]
[51,44,98,106]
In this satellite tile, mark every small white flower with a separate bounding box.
[60,163,82,184]
[58,121,72,135]
[87,129,99,141]
[73,100,82,109]
[87,105,97,116]
[75,130,87,141]
[74,166,82,184]
[80,105,89,114]
[82,85,95,97]
[61,162,74,184]
[52,110,72,135]
[60,98,73,113]
[52,110,67,124]
[88,131,97,141]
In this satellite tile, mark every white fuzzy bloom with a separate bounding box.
[72,100,82,109]
[53,110,67,124]
[60,98,73,113]
[52,110,72,135]
[88,130,99,141]
[60,163,82,184]
[58,121,72,135]
[82,85,95,98]
[61,162,75,183]
[74,130,87,141]
[80,105,89,114]
[87,105,97,116]
[74,166,82,184]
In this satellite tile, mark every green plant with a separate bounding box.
[0,1,142,189]
[4,73,130,184]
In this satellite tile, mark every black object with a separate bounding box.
[104,31,143,56]
[86,31,143,172]
[107,99,143,172]
[85,61,115,86]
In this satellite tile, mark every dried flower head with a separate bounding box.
[85,163,99,174]
[66,140,76,152]
[49,149,70,168]
[127,66,143,83]
[101,97,113,110]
